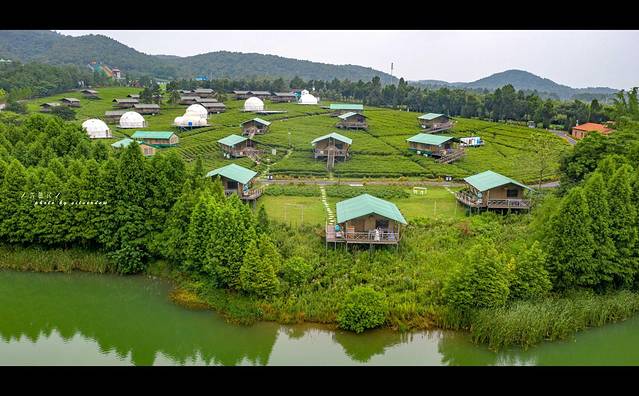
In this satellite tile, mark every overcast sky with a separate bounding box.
[55,30,638,89]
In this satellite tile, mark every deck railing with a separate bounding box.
[314,148,349,158]
[455,191,531,209]
[421,121,454,133]
[326,225,400,244]
[337,121,368,129]
[437,148,465,163]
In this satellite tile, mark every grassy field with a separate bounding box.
[259,185,465,226]
[24,88,571,182]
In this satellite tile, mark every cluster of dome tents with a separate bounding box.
[174,104,209,128]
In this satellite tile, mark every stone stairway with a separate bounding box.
[320,185,335,225]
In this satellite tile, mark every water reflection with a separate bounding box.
[3,271,639,365]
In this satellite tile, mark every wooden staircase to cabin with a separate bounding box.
[438,149,465,164]
[326,148,336,170]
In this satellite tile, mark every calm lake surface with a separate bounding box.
[2,270,639,366]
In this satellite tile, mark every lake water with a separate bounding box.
[1,271,638,366]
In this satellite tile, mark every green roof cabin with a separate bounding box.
[205,163,262,202]
[329,103,364,116]
[326,194,407,246]
[130,131,179,147]
[311,132,352,169]
[336,112,368,130]
[111,138,156,157]
[406,133,465,163]
[218,134,261,159]
[241,118,271,137]
[417,113,454,133]
[455,170,534,211]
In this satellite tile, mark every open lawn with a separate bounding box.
[258,185,465,226]
[24,89,570,183]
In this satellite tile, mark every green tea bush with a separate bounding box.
[281,256,313,286]
[338,286,388,333]
[264,184,320,197]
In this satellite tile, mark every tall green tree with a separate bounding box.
[545,187,596,290]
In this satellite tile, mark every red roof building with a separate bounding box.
[571,122,614,140]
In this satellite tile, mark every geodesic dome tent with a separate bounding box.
[118,111,147,129]
[298,92,318,105]
[185,104,209,119]
[243,96,264,112]
[81,118,112,139]
[173,115,209,128]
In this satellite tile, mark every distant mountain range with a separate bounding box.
[412,69,619,100]
[0,31,619,100]
[0,30,397,83]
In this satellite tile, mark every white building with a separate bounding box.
[173,115,209,128]
[185,104,209,119]
[82,119,112,139]
[243,96,265,112]
[118,111,147,129]
[298,90,318,105]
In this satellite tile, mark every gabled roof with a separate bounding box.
[81,89,99,94]
[273,92,297,96]
[463,170,533,192]
[205,163,257,185]
[241,117,271,126]
[330,103,364,110]
[194,88,214,93]
[61,97,80,102]
[40,102,61,107]
[134,103,160,109]
[218,134,248,147]
[105,110,127,116]
[311,132,352,145]
[338,111,367,120]
[573,122,612,133]
[201,102,226,107]
[336,194,407,225]
[418,113,448,120]
[249,90,272,95]
[196,97,218,103]
[180,96,199,100]
[406,133,455,146]
[113,98,139,103]
[111,138,134,148]
[127,94,140,98]
[233,90,250,94]
[131,131,176,140]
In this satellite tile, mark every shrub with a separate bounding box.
[510,241,552,301]
[338,286,388,333]
[109,244,148,275]
[281,256,313,285]
[442,240,510,311]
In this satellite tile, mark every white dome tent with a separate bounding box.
[81,118,112,139]
[185,104,208,119]
[118,111,147,129]
[298,91,318,105]
[243,96,264,112]
[173,115,209,128]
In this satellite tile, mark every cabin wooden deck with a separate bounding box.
[224,188,263,201]
[336,121,368,130]
[421,122,454,133]
[455,191,531,209]
[438,149,465,164]
[314,148,349,159]
[325,225,400,245]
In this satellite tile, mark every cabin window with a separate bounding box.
[227,181,238,190]
[506,189,519,198]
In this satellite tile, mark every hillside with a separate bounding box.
[0,30,397,83]
[413,69,618,100]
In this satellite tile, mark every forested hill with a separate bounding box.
[413,69,618,100]
[0,30,397,83]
